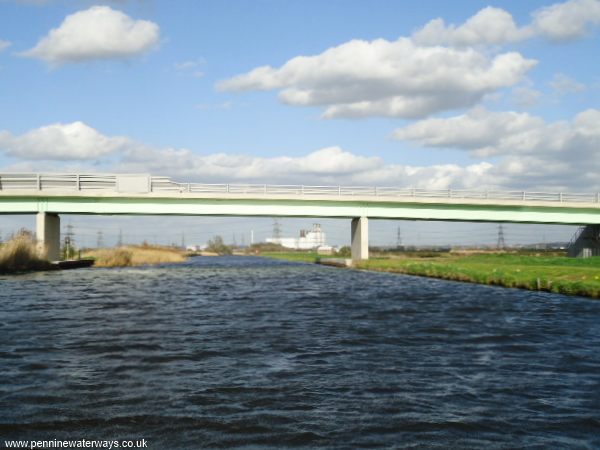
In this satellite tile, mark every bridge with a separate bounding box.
[1,173,600,261]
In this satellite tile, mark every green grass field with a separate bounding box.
[261,251,319,263]
[262,250,600,298]
[356,253,600,298]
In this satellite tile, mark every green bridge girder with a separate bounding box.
[1,192,600,224]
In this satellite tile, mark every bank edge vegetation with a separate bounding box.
[0,234,51,273]
[0,236,189,272]
[264,251,600,299]
[83,246,187,268]
[3,234,600,298]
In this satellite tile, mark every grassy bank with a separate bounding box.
[261,251,320,263]
[0,235,51,274]
[357,253,600,298]
[263,250,600,298]
[84,245,187,268]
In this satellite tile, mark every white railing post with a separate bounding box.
[2,173,597,205]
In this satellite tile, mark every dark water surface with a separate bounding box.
[1,256,600,449]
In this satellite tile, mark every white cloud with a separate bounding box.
[115,145,493,190]
[195,101,232,110]
[394,108,600,190]
[121,145,381,181]
[20,5,159,64]
[394,107,600,156]
[0,40,11,52]
[395,108,544,156]
[3,116,600,192]
[549,73,586,95]
[412,7,533,46]
[513,86,542,108]
[218,38,536,119]
[0,145,493,189]
[215,1,600,119]
[174,59,204,71]
[532,0,600,41]
[0,121,130,160]
[412,0,600,47]
[174,61,196,71]
[0,120,494,189]
[173,59,205,78]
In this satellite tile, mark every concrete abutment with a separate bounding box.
[351,216,369,261]
[36,212,60,261]
[568,225,600,257]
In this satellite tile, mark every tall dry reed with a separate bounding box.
[85,245,187,268]
[0,235,51,273]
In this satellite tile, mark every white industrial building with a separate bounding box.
[267,223,327,250]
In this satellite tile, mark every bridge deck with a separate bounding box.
[1,173,599,224]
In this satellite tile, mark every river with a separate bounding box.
[1,256,599,448]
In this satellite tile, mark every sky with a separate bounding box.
[1,0,599,247]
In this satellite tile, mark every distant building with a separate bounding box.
[267,223,327,250]
[317,245,334,255]
[186,244,206,251]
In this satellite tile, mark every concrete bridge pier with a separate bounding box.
[568,225,600,257]
[351,216,369,261]
[36,212,60,261]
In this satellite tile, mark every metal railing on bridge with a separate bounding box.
[1,173,599,204]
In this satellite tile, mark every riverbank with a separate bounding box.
[0,235,52,274]
[84,245,187,267]
[262,251,320,263]
[263,251,600,298]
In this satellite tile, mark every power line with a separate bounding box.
[272,219,282,240]
[497,224,506,249]
[64,223,75,259]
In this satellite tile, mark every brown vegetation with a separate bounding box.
[0,235,51,273]
[205,236,233,255]
[248,242,287,253]
[85,245,187,268]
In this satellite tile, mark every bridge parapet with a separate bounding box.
[1,173,599,205]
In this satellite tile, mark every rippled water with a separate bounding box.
[1,256,600,448]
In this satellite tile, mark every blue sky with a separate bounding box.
[0,0,599,246]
